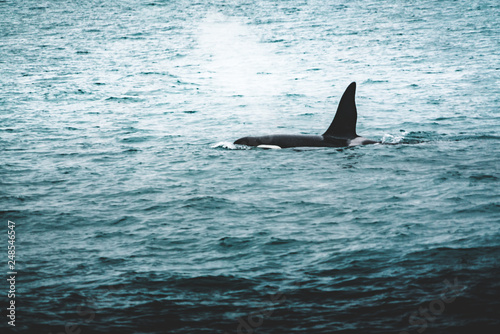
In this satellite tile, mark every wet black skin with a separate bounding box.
[234,82,380,149]
[234,134,378,148]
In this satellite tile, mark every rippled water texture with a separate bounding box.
[1,0,499,333]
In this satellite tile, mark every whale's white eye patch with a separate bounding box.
[257,145,282,149]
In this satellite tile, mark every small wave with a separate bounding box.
[381,131,407,144]
[363,79,388,84]
[285,93,306,97]
[140,71,178,78]
[182,196,233,210]
[469,174,498,182]
[449,134,500,142]
[120,136,152,143]
[105,96,144,102]
[211,141,244,150]
[381,131,499,145]
[381,131,445,144]
[265,237,299,246]
[173,275,253,291]
[218,236,252,249]
[122,147,141,153]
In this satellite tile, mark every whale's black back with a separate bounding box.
[233,82,376,148]
[323,82,358,139]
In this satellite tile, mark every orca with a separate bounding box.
[234,82,379,149]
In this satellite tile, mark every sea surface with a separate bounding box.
[1,0,499,333]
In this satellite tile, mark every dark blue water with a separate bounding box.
[1,1,499,333]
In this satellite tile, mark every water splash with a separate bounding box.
[195,13,286,98]
[381,131,408,144]
[211,141,240,150]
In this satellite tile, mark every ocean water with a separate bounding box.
[1,0,499,333]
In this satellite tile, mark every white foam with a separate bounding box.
[211,141,237,149]
[381,132,407,144]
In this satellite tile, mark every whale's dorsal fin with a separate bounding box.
[323,82,358,139]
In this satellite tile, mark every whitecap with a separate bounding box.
[211,141,243,150]
[381,131,407,144]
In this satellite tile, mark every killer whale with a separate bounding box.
[234,82,378,149]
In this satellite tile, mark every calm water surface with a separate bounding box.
[1,0,499,333]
